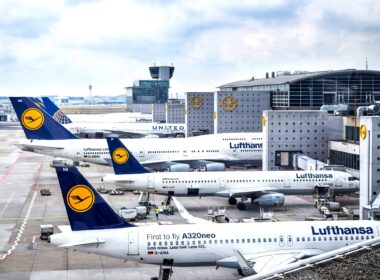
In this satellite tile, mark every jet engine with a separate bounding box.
[202,162,225,172]
[253,193,285,207]
[167,163,191,172]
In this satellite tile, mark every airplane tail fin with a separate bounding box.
[9,97,78,140]
[42,97,73,124]
[106,135,150,175]
[55,165,135,231]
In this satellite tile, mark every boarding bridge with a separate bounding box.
[293,154,326,171]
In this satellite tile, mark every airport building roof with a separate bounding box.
[218,69,380,89]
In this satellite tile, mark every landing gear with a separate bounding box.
[237,202,246,211]
[228,197,237,205]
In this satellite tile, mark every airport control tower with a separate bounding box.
[126,64,175,105]
[149,65,175,80]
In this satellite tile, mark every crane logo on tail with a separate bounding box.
[67,185,95,212]
[21,108,44,130]
[112,147,129,164]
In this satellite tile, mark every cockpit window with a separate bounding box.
[348,177,358,181]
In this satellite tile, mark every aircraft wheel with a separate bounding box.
[237,202,246,211]
[228,197,237,205]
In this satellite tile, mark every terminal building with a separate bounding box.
[219,69,380,109]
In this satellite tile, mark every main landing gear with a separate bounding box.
[228,197,237,205]
[228,197,247,210]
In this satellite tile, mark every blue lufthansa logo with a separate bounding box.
[229,142,263,149]
[311,226,373,235]
[296,173,333,179]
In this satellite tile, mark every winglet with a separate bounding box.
[41,97,72,124]
[106,135,149,175]
[9,97,78,140]
[55,165,135,231]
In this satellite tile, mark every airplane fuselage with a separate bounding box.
[64,122,187,137]
[50,220,380,267]
[19,133,263,168]
[102,170,359,197]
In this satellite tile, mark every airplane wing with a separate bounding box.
[141,156,235,166]
[17,142,64,152]
[172,196,212,224]
[242,236,380,279]
[215,187,277,198]
[58,238,105,248]
[217,248,323,276]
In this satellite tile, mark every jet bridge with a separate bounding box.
[293,154,326,171]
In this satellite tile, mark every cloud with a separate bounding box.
[0,0,379,97]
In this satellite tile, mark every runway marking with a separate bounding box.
[0,191,37,262]
[0,151,23,183]
[0,158,45,262]
[0,192,15,218]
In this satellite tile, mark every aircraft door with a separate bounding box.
[139,148,145,158]
[127,232,139,255]
[220,177,226,191]
[284,179,290,188]
[287,235,293,247]
[183,149,188,158]
[335,178,342,188]
[148,175,154,190]
[279,235,284,247]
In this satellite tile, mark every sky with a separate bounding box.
[0,0,379,98]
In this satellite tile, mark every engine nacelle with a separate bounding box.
[203,162,225,172]
[253,193,285,207]
[167,163,191,172]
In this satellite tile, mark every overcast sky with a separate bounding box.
[0,0,379,97]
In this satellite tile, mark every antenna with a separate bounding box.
[366,57,368,70]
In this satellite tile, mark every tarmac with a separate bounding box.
[0,128,361,280]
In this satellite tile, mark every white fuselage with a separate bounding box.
[64,122,187,137]
[50,220,380,266]
[19,133,263,168]
[67,112,152,123]
[102,170,359,197]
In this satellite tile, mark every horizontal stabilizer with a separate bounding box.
[59,238,105,247]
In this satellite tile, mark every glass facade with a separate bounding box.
[287,71,380,108]
[330,150,360,170]
[345,126,359,142]
[127,80,169,104]
[222,70,380,110]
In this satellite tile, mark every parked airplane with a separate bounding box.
[40,97,152,123]
[102,136,359,209]
[10,97,263,171]
[50,165,379,277]
[37,97,186,138]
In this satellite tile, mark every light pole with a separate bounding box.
[89,84,92,99]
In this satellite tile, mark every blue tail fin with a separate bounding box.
[42,97,72,124]
[55,165,135,230]
[106,135,150,175]
[9,97,78,140]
